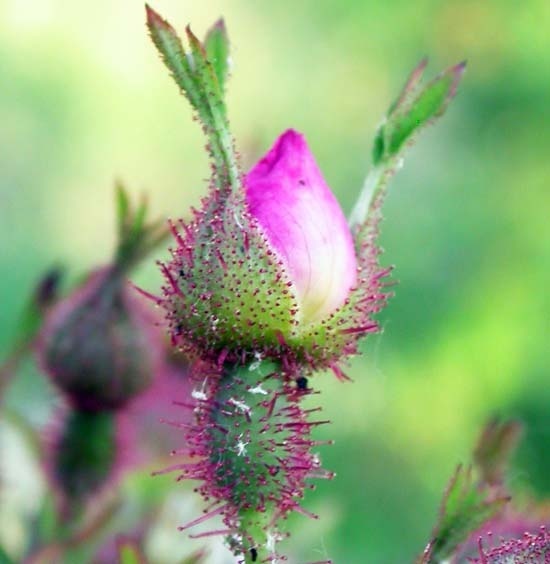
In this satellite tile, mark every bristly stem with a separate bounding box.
[237,509,273,563]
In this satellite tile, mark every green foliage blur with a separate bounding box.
[1,1,548,562]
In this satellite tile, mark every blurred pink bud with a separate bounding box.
[38,266,163,411]
[246,129,357,324]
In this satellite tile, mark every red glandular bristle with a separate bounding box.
[471,527,550,563]
[156,359,334,559]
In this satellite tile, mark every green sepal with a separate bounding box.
[114,183,168,271]
[387,57,428,116]
[204,19,231,94]
[421,465,509,563]
[146,6,241,194]
[146,6,205,114]
[373,60,466,165]
[349,59,465,229]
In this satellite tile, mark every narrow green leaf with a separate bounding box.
[116,182,131,240]
[352,60,465,227]
[146,5,204,115]
[204,19,230,93]
[426,465,509,562]
[386,61,466,157]
[146,6,241,195]
[130,195,149,242]
[185,26,240,190]
[112,185,169,270]
[387,57,428,116]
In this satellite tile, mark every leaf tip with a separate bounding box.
[415,56,430,76]
[145,4,171,32]
[144,3,157,24]
[212,17,227,32]
[447,59,467,97]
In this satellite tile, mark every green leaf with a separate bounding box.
[146,5,241,195]
[113,184,169,271]
[350,60,465,228]
[388,62,465,156]
[423,465,509,563]
[146,6,204,117]
[387,57,428,116]
[184,24,228,135]
[204,19,230,93]
[375,61,466,164]
[130,195,149,242]
[116,182,131,240]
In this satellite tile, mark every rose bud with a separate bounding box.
[147,11,465,560]
[38,266,162,411]
[160,129,387,375]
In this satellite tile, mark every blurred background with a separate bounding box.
[1,0,549,562]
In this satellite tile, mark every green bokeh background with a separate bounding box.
[1,0,548,562]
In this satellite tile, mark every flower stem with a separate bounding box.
[236,508,274,563]
[348,165,385,228]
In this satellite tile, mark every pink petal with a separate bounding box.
[246,129,357,324]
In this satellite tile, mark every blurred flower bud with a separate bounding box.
[38,266,162,411]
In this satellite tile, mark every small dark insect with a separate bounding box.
[296,376,308,390]
[250,547,258,561]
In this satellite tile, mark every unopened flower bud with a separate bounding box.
[246,129,357,325]
[38,266,161,411]
[160,129,386,373]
